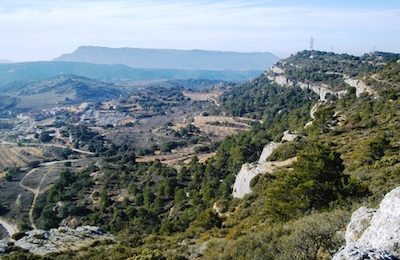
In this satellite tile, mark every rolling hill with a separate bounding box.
[3,75,124,110]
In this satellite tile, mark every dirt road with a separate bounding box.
[19,166,56,229]
[0,140,95,155]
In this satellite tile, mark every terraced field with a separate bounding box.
[0,144,43,170]
[192,115,256,139]
[136,146,196,167]
[182,89,222,106]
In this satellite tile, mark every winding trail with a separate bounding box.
[371,74,399,88]
[0,140,91,232]
[206,94,220,107]
[40,159,81,166]
[20,166,55,229]
[19,169,38,194]
[29,166,54,229]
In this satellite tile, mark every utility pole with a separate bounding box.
[310,37,314,51]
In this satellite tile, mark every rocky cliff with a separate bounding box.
[232,131,297,198]
[266,66,355,101]
[333,187,400,259]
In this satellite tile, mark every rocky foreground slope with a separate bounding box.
[0,226,113,256]
[333,187,400,259]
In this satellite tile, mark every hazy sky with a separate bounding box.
[0,0,399,61]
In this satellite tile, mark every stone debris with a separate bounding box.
[0,225,113,256]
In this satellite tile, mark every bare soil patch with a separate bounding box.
[192,116,255,139]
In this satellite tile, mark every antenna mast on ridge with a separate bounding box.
[310,37,314,51]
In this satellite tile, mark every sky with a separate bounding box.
[0,0,399,61]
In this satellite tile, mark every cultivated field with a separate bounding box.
[192,115,255,139]
[0,169,34,229]
[137,115,256,167]
[0,144,43,170]
[182,89,222,106]
[136,146,197,166]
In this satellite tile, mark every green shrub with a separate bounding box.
[266,142,350,220]
[204,210,349,260]
[192,209,222,231]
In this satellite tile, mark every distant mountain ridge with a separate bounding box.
[54,46,279,70]
[0,61,261,86]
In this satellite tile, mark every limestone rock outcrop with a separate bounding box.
[333,187,400,260]
[0,225,113,256]
[266,66,347,101]
[232,131,297,198]
[266,65,377,101]
[344,76,376,97]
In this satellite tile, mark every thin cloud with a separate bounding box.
[0,0,399,61]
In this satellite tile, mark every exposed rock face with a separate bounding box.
[267,66,379,101]
[333,187,400,259]
[344,207,376,247]
[257,142,281,164]
[232,131,297,198]
[344,76,376,97]
[304,102,321,128]
[268,72,347,101]
[0,226,113,256]
[306,84,347,101]
[232,160,272,199]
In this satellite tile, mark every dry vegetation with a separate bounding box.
[0,144,43,170]
[192,115,255,139]
[136,146,198,167]
[136,115,256,167]
[182,89,222,106]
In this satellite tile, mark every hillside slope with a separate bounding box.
[2,51,400,259]
[3,75,124,110]
[265,50,400,100]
